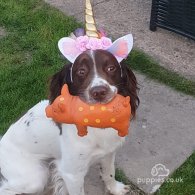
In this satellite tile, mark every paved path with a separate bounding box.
[44,0,195,194]
[116,73,195,193]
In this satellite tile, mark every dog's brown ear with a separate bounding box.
[49,64,72,103]
[119,63,140,118]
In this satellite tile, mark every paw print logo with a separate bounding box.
[151,164,170,177]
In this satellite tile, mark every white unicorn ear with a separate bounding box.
[107,34,133,62]
[58,37,82,63]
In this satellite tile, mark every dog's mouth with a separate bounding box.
[88,95,116,104]
[78,89,117,105]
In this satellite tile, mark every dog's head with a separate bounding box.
[49,34,139,117]
[49,49,139,118]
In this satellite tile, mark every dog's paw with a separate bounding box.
[108,181,130,195]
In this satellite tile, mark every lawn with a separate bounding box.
[0,0,194,194]
[0,0,80,133]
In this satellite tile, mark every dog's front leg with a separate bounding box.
[59,134,88,195]
[61,171,85,195]
[58,152,87,195]
[100,152,130,195]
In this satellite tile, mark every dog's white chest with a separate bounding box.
[60,124,125,165]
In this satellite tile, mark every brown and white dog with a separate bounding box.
[0,38,139,194]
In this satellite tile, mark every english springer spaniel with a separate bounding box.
[0,49,139,195]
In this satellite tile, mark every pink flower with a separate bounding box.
[86,38,103,50]
[101,37,112,49]
[75,35,113,51]
[75,36,89,52]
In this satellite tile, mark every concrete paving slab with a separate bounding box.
[45,0,104,17]
[116,73,195,193]
[85,164,143,195]
[85,165,106,195]
[45,0,195,80]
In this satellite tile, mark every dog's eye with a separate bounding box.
[106,65,116,73]
[77,68,86,77]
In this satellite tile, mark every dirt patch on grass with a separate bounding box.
[0,27,7,38]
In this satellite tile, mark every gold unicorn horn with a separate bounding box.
[85,0,99,38]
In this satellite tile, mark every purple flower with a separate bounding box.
[74,28,85,37]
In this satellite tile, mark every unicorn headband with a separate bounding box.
[58,0,133,64]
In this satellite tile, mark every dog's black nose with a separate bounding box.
[90,86,109,101]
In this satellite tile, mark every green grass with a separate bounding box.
[0,0,80,133]
[115,168,145,194]
[0,0,194,194]
[156,153,195,195]
[127,50,195,97]
[115,168,131,185]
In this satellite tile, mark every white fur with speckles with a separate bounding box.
[0,100,127,195]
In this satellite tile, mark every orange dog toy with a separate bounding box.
[45,84,131,137]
